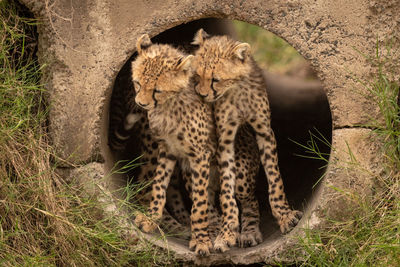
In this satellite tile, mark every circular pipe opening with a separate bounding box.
[107,18,332,263]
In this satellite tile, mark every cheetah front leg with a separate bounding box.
[187,153,213,256]
[182,168,220,242]
[248,115,303,234]
[213,120,240,253]
[134,143,177,233]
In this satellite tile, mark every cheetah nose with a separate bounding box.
[198,92,208,98]
[137,102,149,108]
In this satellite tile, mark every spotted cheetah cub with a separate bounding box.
[132,34,215,256]
[192,29,303,252]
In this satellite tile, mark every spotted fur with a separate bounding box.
[192,29,303,252]
[131,35,215,256]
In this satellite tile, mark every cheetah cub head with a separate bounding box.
[132,34,193,110]
[191,29,253,102]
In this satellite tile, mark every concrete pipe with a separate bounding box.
[20,0,396,265]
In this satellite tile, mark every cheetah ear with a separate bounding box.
[232,43,251,61]
[191,28,210,45]
[176,55,194,71]
[136,34,152,54]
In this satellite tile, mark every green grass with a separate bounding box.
[0,1,173,266]
[359,40,400,168]
[234,20,313,77]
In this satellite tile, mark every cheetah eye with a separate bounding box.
[133,80,141,93]
[154,88,162,94]
[193,74,200,86]
[211,77,220,88]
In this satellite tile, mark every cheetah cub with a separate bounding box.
[132,34,215,256]
[192,29,303,252]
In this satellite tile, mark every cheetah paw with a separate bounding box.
[189,237,212,256]
[238,229,263,248]
[213,229,238,253]
[278,210,303,234]
[134,213,158,233]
